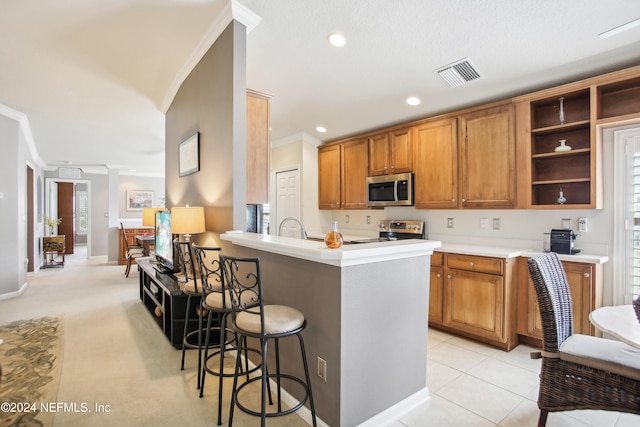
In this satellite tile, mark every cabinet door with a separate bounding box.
[318,144,341,209]
[390,127,412,173]
[368,133,390,176]
[246,90,271,204]
[413,118,458,208]
[429,265,444,324]
[459,104,515,208]
[444,269,504,342]
[341,138,369,209]
[563,261,594,335]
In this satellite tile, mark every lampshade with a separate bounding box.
[171,206,206,235]
[142,207,164,227]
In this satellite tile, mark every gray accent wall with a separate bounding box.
[165,21,247,243]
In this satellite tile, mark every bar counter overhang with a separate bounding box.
[220,232,441,427]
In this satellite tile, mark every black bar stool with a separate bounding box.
[221,254,317,427]
[194,246,260,425]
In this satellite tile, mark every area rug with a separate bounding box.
[0,316,64,427]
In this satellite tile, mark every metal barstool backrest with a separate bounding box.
[175,240,200,291]
[220,255,263,330]
[193,245,223,295]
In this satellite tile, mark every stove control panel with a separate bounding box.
[377,220,425,235]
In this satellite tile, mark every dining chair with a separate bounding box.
[528,252,640,426]
[120,222,144,277]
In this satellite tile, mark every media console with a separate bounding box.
[138,257,198,348]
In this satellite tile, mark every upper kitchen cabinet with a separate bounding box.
[318,143,341,209]
[458,103,515,208]
[368,127,413,176]
[246,89,271,205]
[515,65,640,209]
[413,118,458,209]
[318,138,369,209]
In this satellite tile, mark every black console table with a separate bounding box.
[138,258,198,348]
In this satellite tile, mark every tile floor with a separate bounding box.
[394,328,640,427]
[2,247,639,426]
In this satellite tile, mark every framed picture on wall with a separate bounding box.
[126,190,154,211]
[179,132,200,177]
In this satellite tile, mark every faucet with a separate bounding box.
[278,217,308,239]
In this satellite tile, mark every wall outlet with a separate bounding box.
[492,218,500,230]
[480,218,489,230]
[578,217,588,232]
[447,218,454,228]
[561,218,571,229]
[317,357,327,381]
[345,214,350,224]
[366,216,371,224]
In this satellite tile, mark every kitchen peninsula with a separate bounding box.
[220,232,441,427]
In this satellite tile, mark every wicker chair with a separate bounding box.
[528,253,640,427]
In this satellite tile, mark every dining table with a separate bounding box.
[589,305,640,349]
[135,234,155,257]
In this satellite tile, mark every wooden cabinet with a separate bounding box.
[458,103,515,208]
[412,102,514,210]
[318,138,369,209]
[118,227,153,265]
[413,118,458,208]
[515,66,640,209]
[368,127,412,176]
[429,252,444,324]
[430,252,518,351]
[318,144,341,209]
[246,89,271,205]
[516,257,603,345]
[341,138,369,209]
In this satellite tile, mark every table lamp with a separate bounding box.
[171,206,205,242]
[142,207,164,227]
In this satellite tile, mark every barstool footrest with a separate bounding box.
[233,373,310,418]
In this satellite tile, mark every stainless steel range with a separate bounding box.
[351,219,426,243]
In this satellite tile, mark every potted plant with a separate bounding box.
[44,215,62,236]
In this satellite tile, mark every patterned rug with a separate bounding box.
[0,316,64,427]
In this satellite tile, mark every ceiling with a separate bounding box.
[2,0,640,177]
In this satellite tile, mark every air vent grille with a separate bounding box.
[58,167,81,179]
[436,59,482,88]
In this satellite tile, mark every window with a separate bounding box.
[77,191,88,234]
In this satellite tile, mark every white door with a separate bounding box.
[275,169,301,237]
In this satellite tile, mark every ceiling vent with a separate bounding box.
[436,58,482,88]
[58,167,81,179]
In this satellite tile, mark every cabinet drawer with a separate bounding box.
[431,252,444,266]
[447,254,503,275]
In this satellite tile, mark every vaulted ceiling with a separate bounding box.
[1,0,639,176]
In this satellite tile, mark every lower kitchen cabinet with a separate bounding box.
[429,252,444,324]
[516,256,603,345]
[429,252,518,351]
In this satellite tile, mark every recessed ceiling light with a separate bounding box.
[406,97,421,106]
[328,32,346,47]
[316,126,327,133]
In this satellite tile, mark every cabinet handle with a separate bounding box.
[462,198,466,202]
[452,198,456,202]
[469,261,474,267]
[584,273,590,278]
[447,274,452,279]
[436,273,441,278]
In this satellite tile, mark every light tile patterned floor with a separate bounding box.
[389,328,640,427]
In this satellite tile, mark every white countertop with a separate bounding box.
[221,231,441,267]
[437,243,526,259]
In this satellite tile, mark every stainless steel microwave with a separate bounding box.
[366,173,413,207]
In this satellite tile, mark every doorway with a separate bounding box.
[45,177,91,259]
[274,168,301,237]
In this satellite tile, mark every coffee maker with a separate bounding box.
[550,229,581,254]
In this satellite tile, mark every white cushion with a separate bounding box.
[182,279,202,295]
[203,291,233,310]
[560,334,640,381]
[236,305,305,335]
